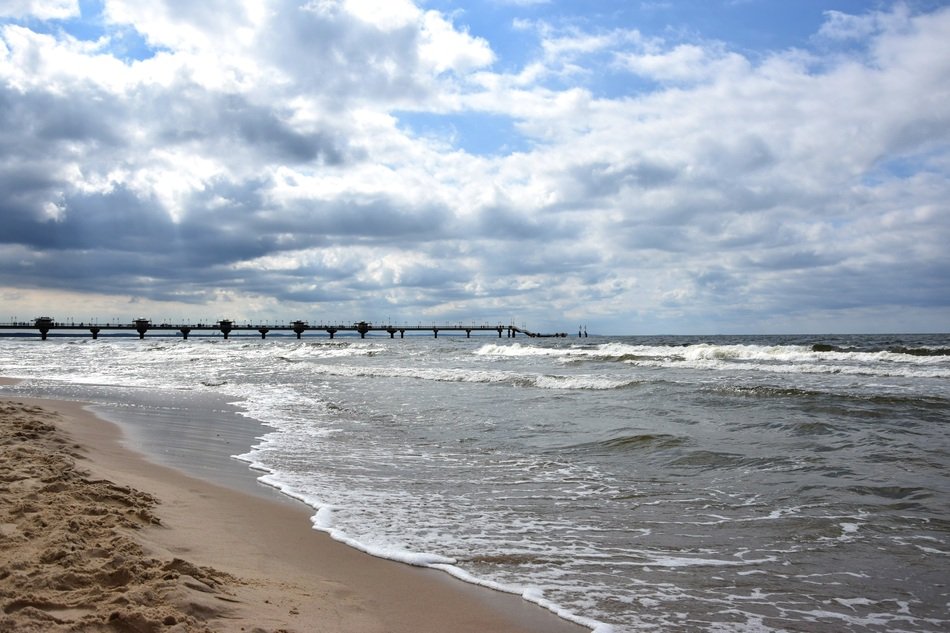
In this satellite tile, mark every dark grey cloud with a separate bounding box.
[570,159,679,199]
[0,166,61,219]
[144,88,351,165]
[472,204,575,241]
[2,187,171,250]
[262,2,430,104]
[0,84,124,158]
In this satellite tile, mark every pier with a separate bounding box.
[0,318,568,340]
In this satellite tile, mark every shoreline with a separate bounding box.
[0,389,588,632]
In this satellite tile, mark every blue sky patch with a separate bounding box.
[397,110,535,156]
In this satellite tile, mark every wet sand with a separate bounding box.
[0,388,587,632]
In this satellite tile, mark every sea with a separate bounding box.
[1,332,948,632]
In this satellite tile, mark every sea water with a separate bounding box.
[1,333,948,632]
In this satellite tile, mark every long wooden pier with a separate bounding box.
[0,317,568,340]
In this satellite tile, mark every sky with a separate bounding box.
[1,0,948,335]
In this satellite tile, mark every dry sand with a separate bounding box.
[0,395,587,633]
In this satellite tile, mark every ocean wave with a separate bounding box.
[605,433,686,449]
[569,433,689,454]
[654,356,949,380]
[533,375,642,390]
[708,384,829,399]
[813,343,950,356]
[705,384,950,409]
[275,341,389,359]
[846,485,933,501]
[667,450,746,470]
[474,341,673,362]
[286,362,643,390]
[666,450,800,473]
[474,342,950,378]
[474,343,575,358]
[571,433,687,453]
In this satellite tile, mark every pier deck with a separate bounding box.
[0,318,567,340]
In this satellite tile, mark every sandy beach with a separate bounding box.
[0,388,586,632]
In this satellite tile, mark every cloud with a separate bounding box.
[0,0,78,20]
[817,5,910,42]
[0,2,947,333]
[617,42,750,83]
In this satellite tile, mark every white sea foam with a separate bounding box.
[646,555,777,568]
[251,360,642,390]
[474,342,573,357]
[532,374,640,390]
[473,341,950,378]
[239,443,609,632]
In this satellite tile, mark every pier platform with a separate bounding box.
[0,318,568,340]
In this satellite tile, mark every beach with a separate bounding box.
[0,385,586,632]
[2,334,947,632]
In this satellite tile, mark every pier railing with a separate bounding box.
[0,318,567,340]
